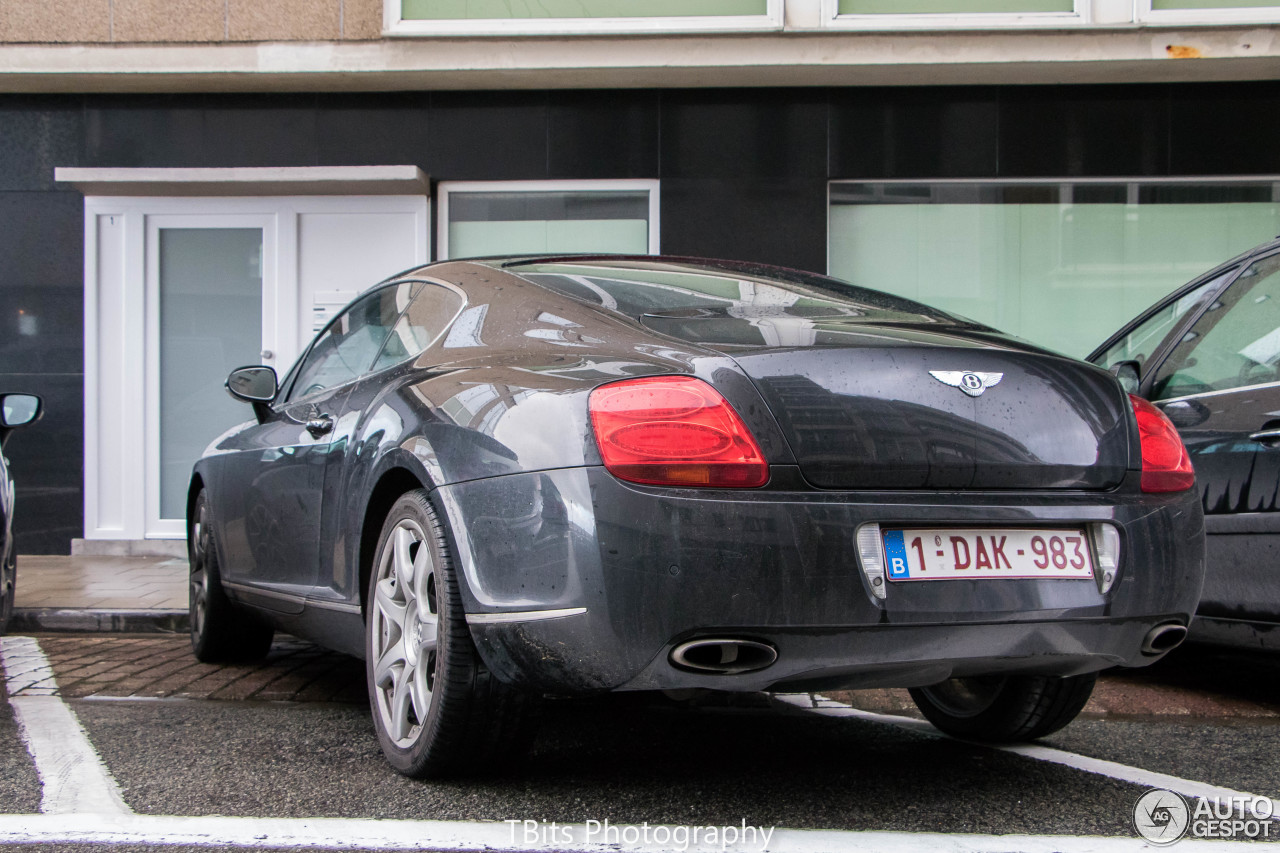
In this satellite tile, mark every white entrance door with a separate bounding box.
[84,195,429,543]
[144,215,277,537]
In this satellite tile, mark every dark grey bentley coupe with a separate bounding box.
[189,256,1204,777]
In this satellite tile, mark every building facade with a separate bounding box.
[3,0,1280,553]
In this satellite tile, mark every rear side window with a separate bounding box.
[1092,270,1230,374]
[1151,254,1280,400]
[287,281,419,401]
[371,283,466,372]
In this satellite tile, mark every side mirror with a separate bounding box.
[225,366,278,424]
[1110,361,1140,395]
[0,393,42,451]
[0,394,41,429]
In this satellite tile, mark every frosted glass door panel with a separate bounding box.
[830,200,1280,357]
[159,228,263,520]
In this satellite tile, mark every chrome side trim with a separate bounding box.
[221,582,361,614]
[222,581,304,605]
[1156,379,1280,404]
[306,598,362,615]
[466,607,587,625]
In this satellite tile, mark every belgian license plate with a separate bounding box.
[882,528,1094,581]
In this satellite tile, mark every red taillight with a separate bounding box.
[1129,394,1195,493]
[589,376,769,488]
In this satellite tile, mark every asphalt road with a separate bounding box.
[1,635,1278,851]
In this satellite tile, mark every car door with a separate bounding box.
[216,284,414,609]
[1139,250,1280,626]
[313,280,466,603]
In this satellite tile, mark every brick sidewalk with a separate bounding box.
[14,634,365,704]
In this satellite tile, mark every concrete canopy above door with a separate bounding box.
[60,167,430,552]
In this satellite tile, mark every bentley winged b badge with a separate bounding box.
[930,370,1004,397]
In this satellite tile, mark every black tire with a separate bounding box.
[909,672,1097,743]
[365,489,538,778]
[189,490,274,663]
[0,553,14,635]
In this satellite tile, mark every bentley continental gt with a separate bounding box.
[188,256,1205,777]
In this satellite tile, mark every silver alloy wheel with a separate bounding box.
[370,519,440,748]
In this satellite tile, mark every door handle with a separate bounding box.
[1249,428,1280,445]
[305,414,334,438]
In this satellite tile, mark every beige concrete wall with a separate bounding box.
[0,0,384,43]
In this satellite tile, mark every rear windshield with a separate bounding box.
[510,260,963,326]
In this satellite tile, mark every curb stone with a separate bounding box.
[9,608,188,634]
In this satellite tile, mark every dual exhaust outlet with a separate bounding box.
[670,638,778,675]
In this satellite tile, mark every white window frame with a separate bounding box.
[436,179,660,261]
[385,0,781,35]
[819,0,1090,29]
[1136,0,1280,24]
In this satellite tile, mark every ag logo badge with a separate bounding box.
[929,370,1004,398]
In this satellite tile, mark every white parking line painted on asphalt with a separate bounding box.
[775,694,1276,811]
[0,636,132,816]
[0,813,1264,852]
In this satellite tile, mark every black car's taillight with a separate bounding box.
[588,376,768,488]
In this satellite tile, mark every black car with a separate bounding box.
[1091,237,1280,652]
[0,393,42,634]
[190,256,1204,777]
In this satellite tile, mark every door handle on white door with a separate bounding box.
[261,350,274,360]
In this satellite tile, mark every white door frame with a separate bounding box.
[83,194,429,541]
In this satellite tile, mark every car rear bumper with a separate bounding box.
[435,466,1205,693]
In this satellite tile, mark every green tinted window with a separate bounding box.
[1153,0,1280,8]
[404,0,765,19]
[829,181,1280,358]
[446,190,650,258]
[839,0,1070,12]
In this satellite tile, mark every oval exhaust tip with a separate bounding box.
[670,639,778,674]
[1141,623,1188,656]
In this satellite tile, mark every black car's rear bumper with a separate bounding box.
[435,466,1205,693]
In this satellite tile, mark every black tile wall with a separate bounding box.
[199,94,321,168]
[998,86,1170,177]
[1169,82,1280,176]
[661,90,827,179]
[0,372,83,555]
[830,88,1000,179]
[0,192,84,376]
[427,91,549,180]
[84,94,208,168]
[316,92,432,168]
[0,96,84,191]
[548,90,661,179]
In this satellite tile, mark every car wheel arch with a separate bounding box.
[185,473,206,551]
[358,465,432,620]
